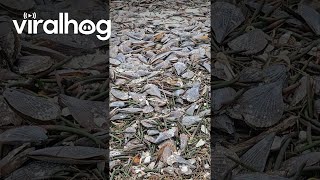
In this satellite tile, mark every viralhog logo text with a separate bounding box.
[12,12,111,41]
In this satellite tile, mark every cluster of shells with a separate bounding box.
[0,0,109,179]
[110,0,210,178]
[212,0,320,179]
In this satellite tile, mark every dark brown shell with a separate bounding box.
[212,2,245,43]
[234,82,284,128]
[60,95,107,130]
[213,87,236,111]
[238,133,275,172]
[263,65,287,84]
[239,65,287,83]
[0,16,20,66]
[212,67,230,80]
[213,115,235,134]
[228,29,269,55]
[17,56,53,75]
[0,126,47,144]
[239,67,264,83]
[5,161,67,180]
[3,89,61,121]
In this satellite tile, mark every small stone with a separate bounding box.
[196,139,206,147]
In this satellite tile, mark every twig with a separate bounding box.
[307,76,314,117]
[40,125,106,148]
[307,122,314,152]
[294,140,320,153]
[290,39,320,62]
[274,137,292,170]
[67,78,108,91]
[88,91,108,101]
[34,56,73,79]
[212,76,239,90]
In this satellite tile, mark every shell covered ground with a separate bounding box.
[212,0,320,179]
[110,0,210,179]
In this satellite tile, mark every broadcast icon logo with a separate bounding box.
[23,12,36,19]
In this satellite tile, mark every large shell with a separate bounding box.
[0,16,20,66]
[59,95,107,130]
[263,64,287,84]
[63,54,107,69]
[234,82,284,128]
[17,56,53,75]
[213,115,235,134]
[239,67,264,83]
[0,126,47,144]
[5,161,67,180]
[3,89,61,121]
[237,133,275,173]
[213,87,236,111]
[239,65,287,83]
[212,2,245,43]
[228,29,269,55]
